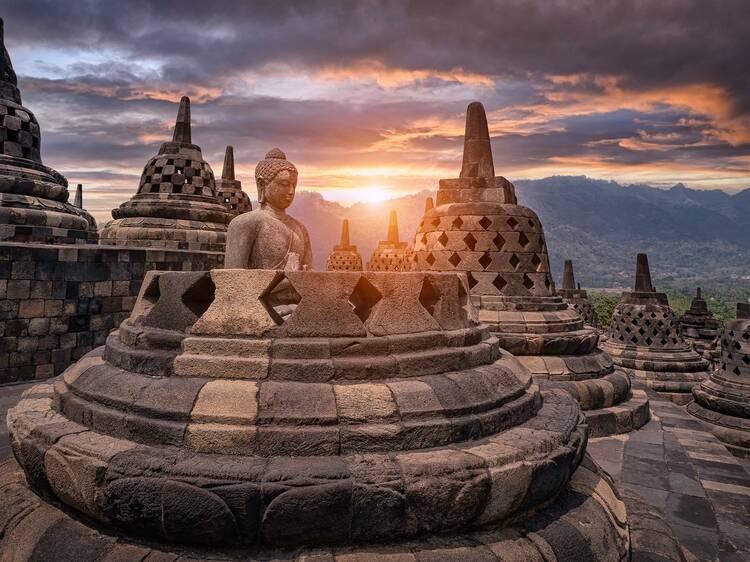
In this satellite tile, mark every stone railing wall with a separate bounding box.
[0,242,223,384]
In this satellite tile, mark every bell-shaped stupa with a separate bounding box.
[688,302,750,457]
[679,287,720,367]
[99,96,231,250]
[558,260,599,328]
[5,263,634,559]
[325,218,362,270]
[413,101,649,436]
[0,18,97,244]
[215,145,252,216]
[601,254,710,404]
[367,209,412,271]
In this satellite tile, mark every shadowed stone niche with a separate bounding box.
[412,102,649,437]
[601,254,710,405]
[326,218,363,271]
[0,18,98,244]
[558,260,599,328]
[679,287,720,368]
[4,267,637,560]
[99,97,232,251]
[367,209,413,271]
[688,302,750,458]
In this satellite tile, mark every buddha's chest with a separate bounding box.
[249,218,306,269]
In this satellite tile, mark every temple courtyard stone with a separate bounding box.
[601,254,710,406]
[413,101,649,438]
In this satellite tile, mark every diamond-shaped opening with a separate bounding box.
[645,337,653,345]
[625,326,631,333]
[421,233,428,245]
[431,217,441,228]
[657,320,664,327]
[452,217,464,229]
[479,252,492,269]
[637,312,644,318]
[522,274,534,290]
[518,232,530,248]
[426,252,436,266]
[181,273,216,317]
[258,272,294,325]
[650,312,657,318]
[544,276,551,289]
[479,216,492,230]
[493,233,505,250]
[419,278,440,316]
[448,252,462,268]
[464,233,477,251]
[438,232,449,246]
[661,338,668,345]
[493,274,507,292]
[742,355,750,365]
[743,332,749,340]
[734,341,742,350]
[531,253,542,271]
[631,336,639,344]
[645,319,651,326]
[507,217,518,228]
[509,254,520,269]
[733,366,741,375]
[638,328,645,336]
[466,272,478,290]
[349,276,382,323]
[618,335,625,341]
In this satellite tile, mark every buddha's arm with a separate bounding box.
[224,216,255,269]
[301,226,313,270]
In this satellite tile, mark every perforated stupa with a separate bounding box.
[367,209,412,271]
[215,145,252,216]
[0,18,97,244]
[679,287,720,367]
[325,218,362,271]
[99,97,232,250]
[601,254,710,404]
[413,101,649,436]
[558,260,599,328]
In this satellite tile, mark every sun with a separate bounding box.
[349,187,393,204]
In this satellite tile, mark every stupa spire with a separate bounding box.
[340,218,351,247]
[74,184,83,208]
[424,196,434,212]
[172,96,191,144]
[562,260,576,291]
[387,209,400,243]
[0,17,20,104]
[696,287,702,300]
[634,253,653,292]
[459,101,495,180]
[222,145,235,181]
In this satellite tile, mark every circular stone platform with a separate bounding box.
[7,269,631,559]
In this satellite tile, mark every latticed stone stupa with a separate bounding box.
[367,208,412,271]
[99,96,232,250]
[215,145,252,217]
[413,101,648,436]
[5,264,635,559]
[0,18,97,244]
[325,218,362,270]
[679,287,720,367]
[601,254,710,405]
[558,260,599,328]
[688,302,750,458]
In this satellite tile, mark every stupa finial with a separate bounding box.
[0,17,21,104]
[424,196,434,212]
[222,145,235,181]
[340,218,351,247]
[634,253,654,292]
[172,96,191,144]
[387,209,400,244]
[459,101,495,180]
[696,287,702,300]
[74,184,83,208]
[562,260,576,291]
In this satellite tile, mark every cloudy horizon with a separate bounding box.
[3,0,750,224]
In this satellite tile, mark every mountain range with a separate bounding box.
[287,176,750,289]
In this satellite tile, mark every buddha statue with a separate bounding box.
[224,148,312,270]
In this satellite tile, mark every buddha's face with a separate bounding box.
[263,169,297,210]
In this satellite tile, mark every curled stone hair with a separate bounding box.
[254,148,298,203]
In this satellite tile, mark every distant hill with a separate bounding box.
[287,176,750,289]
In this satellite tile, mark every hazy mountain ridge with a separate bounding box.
[287,176,750,288]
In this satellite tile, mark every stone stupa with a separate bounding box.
[367,208,412,271]
[5,263,634,559]
[413,101,649,436]
[601,254,710,405]
[100,96,232,250]
[679,287,720,367]
[688,302,750,458]
[0,18,97,244]
[215,145,252,217]
[558,260,599,328]
[325,218,363,270]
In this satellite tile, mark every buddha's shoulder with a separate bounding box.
[286,213,310,236]
[228,209,265,229]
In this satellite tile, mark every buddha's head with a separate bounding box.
[255,148,298,211]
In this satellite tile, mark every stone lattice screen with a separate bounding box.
[0,243,222,384]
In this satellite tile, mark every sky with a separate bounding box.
[3,0,750,224]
